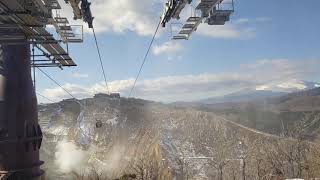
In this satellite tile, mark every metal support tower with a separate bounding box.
[0,29,43,180]
[0,0,93,179]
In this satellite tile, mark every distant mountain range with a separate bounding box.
[197,89,286,104]
[197,81,320,104]
[191,86,320,137]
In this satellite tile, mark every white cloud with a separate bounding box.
[235,18,250,24]
[255,17,272,22]
[277,80,307,90]
[196,16,271,39]
[196,23,255,39]
[255,85,269,91]
[42,83,94,100]
[72,72,89,78]
[57,0,162,36]
[40,59,320,103]
[255,80,310,92]
[42,73,255,102]
[235,17,272,25]
[152,41,183,55]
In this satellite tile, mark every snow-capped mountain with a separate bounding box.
[198,80,319,104]
[255,80,320,92]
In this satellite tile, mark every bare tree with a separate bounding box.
[72,167,107,180]
[129,153,161,180]
[206,131,235,180]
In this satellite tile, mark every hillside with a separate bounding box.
[188,87,320,138]
[38,93,320,179]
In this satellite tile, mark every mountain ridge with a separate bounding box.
[194,81,319,105]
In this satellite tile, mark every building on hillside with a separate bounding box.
[94,93,121,99]
[94,93,110,98]
[110,93,121,98]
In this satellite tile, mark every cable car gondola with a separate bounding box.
[95,119,103,128]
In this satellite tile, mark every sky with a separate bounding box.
[36,0,320,103]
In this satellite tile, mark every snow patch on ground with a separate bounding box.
[46,126,70,136]
[106,116,118,126]
[160,115,209,179]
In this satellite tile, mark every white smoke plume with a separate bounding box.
[54,139,131,178]
[55,140,89,173]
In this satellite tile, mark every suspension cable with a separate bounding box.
[36,92,56,103]
[128,19,161,98]
[92,26,110,94]
[37,67,78,100]
[36,69,91,136]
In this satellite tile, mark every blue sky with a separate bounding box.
[36,0,320,103]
